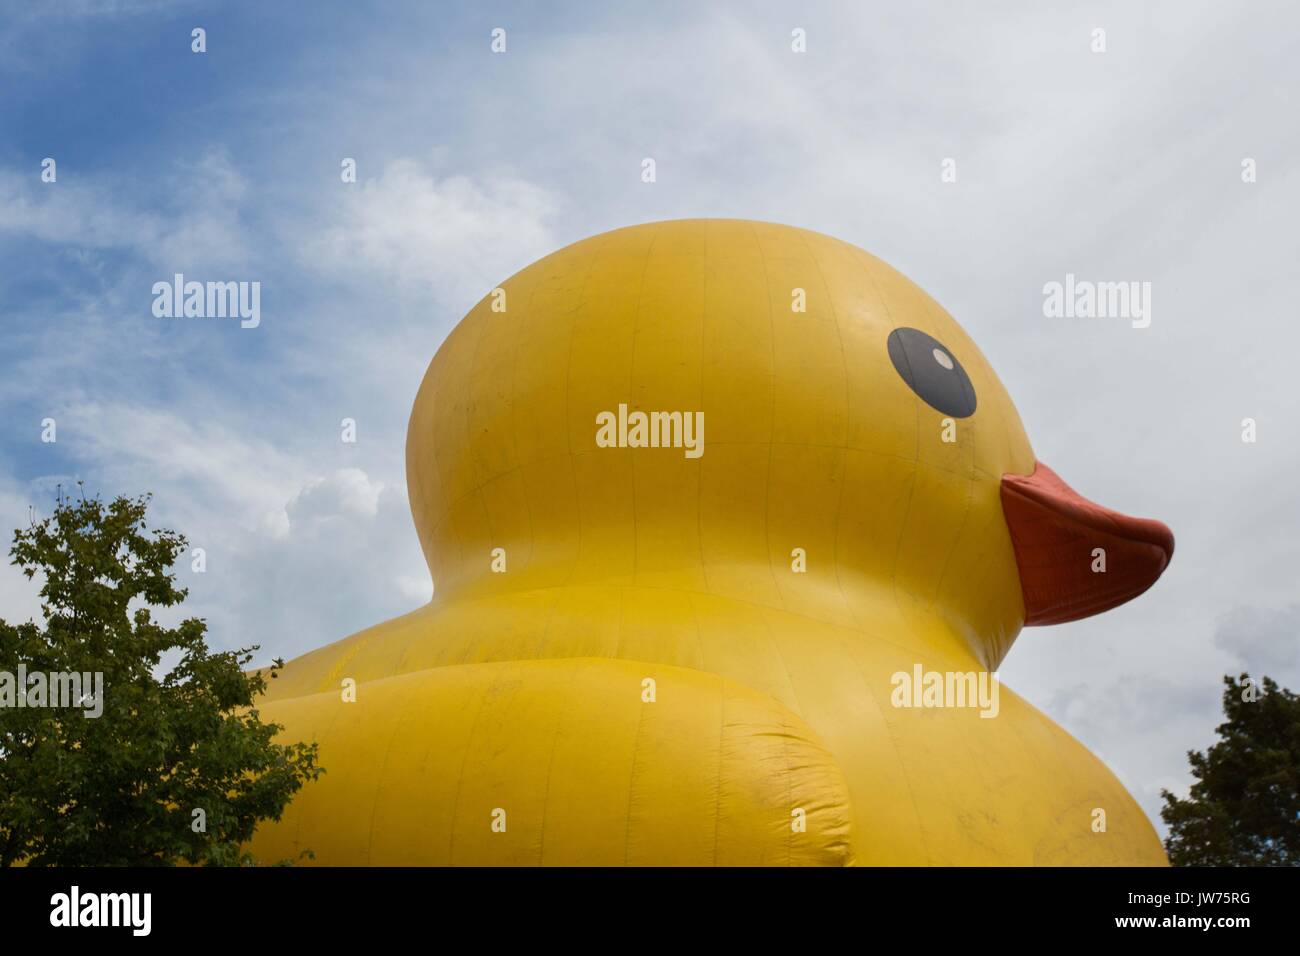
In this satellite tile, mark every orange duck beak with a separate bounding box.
[1001,462,1174,626]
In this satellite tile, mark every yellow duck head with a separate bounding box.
[252,218,1174,867]
[405,217,1172,669]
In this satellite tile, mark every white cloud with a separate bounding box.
[0,148,554,666]
[1,443,428,667]
[302,156,559,307]
[192,467,427,666]
[0,151,253,272]
[0,169,152,249]
[52,401,302,534]
[289,467,385,523]
[396,574,434,604]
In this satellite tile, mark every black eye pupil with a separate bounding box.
[886,327,977,418]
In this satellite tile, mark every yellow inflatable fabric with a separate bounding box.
[247,219,1172,866]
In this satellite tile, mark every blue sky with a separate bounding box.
[2,0,1298,836]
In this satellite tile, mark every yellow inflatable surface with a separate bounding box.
[248,219,1173,866]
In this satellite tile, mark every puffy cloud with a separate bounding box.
[0,459,429,667]
[45,401,303,534]
[288,468,385,523]
[0,151,253,272]
[192,467,428,666]
[0,144,556,669]
[303,157,559,308]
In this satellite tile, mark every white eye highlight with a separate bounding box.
[932,348,954,370]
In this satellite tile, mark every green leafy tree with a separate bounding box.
[0,489,321,866]
[1161,674,1299,866]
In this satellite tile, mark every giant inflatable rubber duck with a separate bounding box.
[249,219,1174,866]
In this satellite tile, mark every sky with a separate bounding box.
[1,0,1297,839]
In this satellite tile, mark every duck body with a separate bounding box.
[248,220,1170,866]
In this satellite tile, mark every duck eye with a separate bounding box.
[886,327,977,418]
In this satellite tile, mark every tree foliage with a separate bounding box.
[1161,674,1299,866]
[0,489,321,866]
